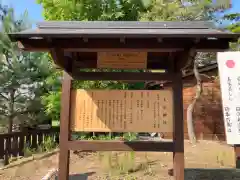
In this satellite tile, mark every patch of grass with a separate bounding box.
[98,151,156,177]
[123,133,138,141]
[128,153,157,176]
[72,132,143,176]
[72,132,153,176]
[98,151,136,176]
[23,136,58,157]
[40,136,58,152]
[23,144,36,157]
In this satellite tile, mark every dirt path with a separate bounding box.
[0,141,239,180]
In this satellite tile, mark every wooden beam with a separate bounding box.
[58,72,72,180]
[234,145,240,168]
[56,38,229,52]
[52,50,195,71]
[70,51,193,71]
[50,49,64,69]
[17,38,230,52]
[71,71,174,81]
[72,58,171,70]
[68,140,174,152]
[17,40,49,51]
[65,48,182,52]
[50,48,73,74]
[172,72,184,180]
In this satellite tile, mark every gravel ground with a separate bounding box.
[0,140,239,180]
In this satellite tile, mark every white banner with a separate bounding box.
[217,51,240,144]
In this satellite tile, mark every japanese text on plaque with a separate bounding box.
[70,90,173,132]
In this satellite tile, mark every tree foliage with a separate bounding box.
[37,0,150,121]
[37,0,151,21]
[37,0,236,129]
[224,12,240,51]
[0,6,53,132]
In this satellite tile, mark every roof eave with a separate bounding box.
[8,32,240,41]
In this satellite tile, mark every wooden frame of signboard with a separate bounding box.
[8,21,240,180]
[57,51,185,180]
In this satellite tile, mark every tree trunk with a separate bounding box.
[8,116,13,133]
[187,99,197,144]
[187,59,203,144]
[8,90,15,133]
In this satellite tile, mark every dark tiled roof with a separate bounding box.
[37,21,214,29]
[9,21,240,40]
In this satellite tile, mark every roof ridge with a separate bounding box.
[36,21,214,30]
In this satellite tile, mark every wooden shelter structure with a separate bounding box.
[9,21,239,180]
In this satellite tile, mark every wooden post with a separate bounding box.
[173,72,184,180]
[58,72,72,180]
[0,136,4,159]
[234,145,240,168]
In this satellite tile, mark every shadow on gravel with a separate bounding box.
[185,168,240,180]
[55,172,95,180]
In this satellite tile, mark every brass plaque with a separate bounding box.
[97,52,147,69]
[70,90,173,132]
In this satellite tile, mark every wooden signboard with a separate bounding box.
[97,52,147,69]
[70,90,173,132]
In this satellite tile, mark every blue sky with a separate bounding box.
[2,0,240,24]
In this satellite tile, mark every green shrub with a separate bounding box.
[23,143,36,157]
[39,136,58,152]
